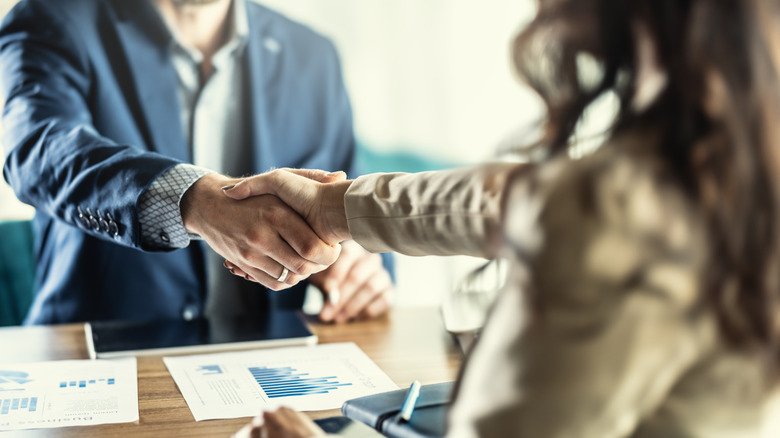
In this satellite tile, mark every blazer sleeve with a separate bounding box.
[0,2,182,249]
[344,162,525,258]
[447,152,714,437]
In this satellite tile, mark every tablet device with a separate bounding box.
[84,311,317,359]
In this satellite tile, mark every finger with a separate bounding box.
[222,169,312,200]
[262,407,324,437]
[224,260,255,282]
[333,253,383,315]
[278,226,341,268]
[318,284,343,322]
[319,300,338,323]
[224,260,309,288]
[336,269,393,323]
[222,174,276,201]
[234,235,315,279]
[309,246,362,320]
[230,260,301,291]
[250,200,339,269]
[309,240,364,291]
[281,168,347,183]
[232,414,264,438]
[358,288,394,320]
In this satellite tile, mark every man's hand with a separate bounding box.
[310,240,393,323]
[181,173,341,290]
[224,240,394,322]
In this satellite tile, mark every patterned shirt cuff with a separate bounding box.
[138,164,213,249]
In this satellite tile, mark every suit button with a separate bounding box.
[86,208,99,231]
[182,305,199,321]
[160,232,170,243]
[97,210,109,232]
[106,213,119,237]
[108,221,119,237]
[77,207,90,228]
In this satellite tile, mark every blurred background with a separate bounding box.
[0,0,543,308]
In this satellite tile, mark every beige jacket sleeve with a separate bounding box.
[344,162,524,258]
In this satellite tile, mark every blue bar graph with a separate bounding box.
[197,365,223,376]
[249,366,352,399]
[59,378,115,389]
[0,397,38,414]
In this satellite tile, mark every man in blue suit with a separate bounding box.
[0,0,394,324]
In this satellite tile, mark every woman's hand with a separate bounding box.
[232,407,326,438]
[222,168,353,246]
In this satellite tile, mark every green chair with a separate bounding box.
[0,220,35,326]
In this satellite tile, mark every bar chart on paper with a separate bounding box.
[164,343,399,421]
[0,358,138,432]
[59,377,116,388]
[249,366,352,398]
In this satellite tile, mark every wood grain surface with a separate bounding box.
[0,307,462,437]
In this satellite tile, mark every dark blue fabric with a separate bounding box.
[0,0,393,325]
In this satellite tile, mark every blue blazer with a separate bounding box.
[0,0,392,324]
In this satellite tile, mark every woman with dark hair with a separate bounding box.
[226,0,780,436]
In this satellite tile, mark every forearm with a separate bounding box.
[3,121,182,247]
[344,162,524,257]
[0,2,184,249]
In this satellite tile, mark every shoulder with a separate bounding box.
[245,2,339,61]
[504,140,707,310]
[0,0,102,51]
[2,0,100,26]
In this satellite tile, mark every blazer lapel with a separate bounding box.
[108,0,189,162]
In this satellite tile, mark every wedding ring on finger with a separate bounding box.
[276,267,289,283]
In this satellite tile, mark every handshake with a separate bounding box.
[180,169,392,323]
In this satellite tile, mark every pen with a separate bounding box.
[399,380,421,422]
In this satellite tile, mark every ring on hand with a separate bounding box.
[276,267,289,283]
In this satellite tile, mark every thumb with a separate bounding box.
[283,168,347,183]
[221,173,279,200]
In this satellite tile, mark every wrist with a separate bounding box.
[320,180,352,243]
[180,173,235,235]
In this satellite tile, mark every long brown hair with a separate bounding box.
[512,0,780,353]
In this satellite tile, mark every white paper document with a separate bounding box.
[164,342,398,421]
[0,357,138,431]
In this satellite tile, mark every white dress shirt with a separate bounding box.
[137,0,253,319]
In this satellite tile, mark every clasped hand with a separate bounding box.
[182,168,393,322]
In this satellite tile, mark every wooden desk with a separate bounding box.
[0,307,462,437]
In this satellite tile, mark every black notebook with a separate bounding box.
[341,381,454,438]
